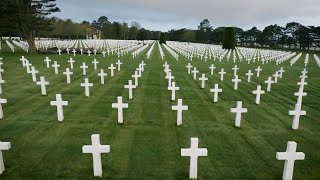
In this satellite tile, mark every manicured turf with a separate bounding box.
[0,42,319,179]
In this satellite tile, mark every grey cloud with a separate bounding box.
[54,0,320,31]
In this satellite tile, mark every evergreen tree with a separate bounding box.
[222,27,236,49]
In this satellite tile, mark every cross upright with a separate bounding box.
[80,62,89,76]
[63,68,73,84]
[172,99,188,126]
[273,71,280,83]
[112,96,128,124]
[246,70,254,82]
[68,58,75,69]
[81,78,93,97]
[131,71,139,86]
[20,56,27,67]
[199,74,208,89]
[186,63,192,74]
[72,49,77,56]
[36,76,49,96]
[276,141,305,180]
[210,84,222,103]
[116,60,122,71]
[278,67,286,78]
[44,57,51,68]
[231,101,248,127]
[0,141,11,174]
[52,61,60,74]
[124,80,137,99]
[92,59,99,70]
[82,134,110,177]
[30,66,38,82]
[108,63,116,77]
[165,71,175,88]
[294,86,307,105]
[232,75,241,90]
[87,49,91,56]
[219,68,226,81]
[97,69,107,85]
[0,98,7,119]
[102,51,106,57]
[265,77,274,92]
[232,65,239,76]
[181,137,208,179]
[50,94,68,122]
[168,81,180,101]
[191,67,199,80]
[57,48,61,55]
[252,85,265,104]
[209,64,216,75]
[289,103,306,130]
[255,66,262,77]
[66,48,70,54]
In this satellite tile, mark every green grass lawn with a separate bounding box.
[0,42,319,179]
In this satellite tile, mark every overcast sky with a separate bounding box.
[53,0,320,31]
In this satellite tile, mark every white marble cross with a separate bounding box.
[232,75,241,90]
[44,57,51,68]
[265,77,274,92]
[181,137,208,179]
[132,71,140,86]
[82,134,110,177]
[289,104,306,130]
[20,56,27,67]
[172,99,188,126]
[0,79,4,95]
[81,78,93,97]
[210,84,222,103]
[276,141,305,180]
[52,61,60,75]
[219,68,226,81]
[63,68,73,84]
[199,74,208,89]
[273,71,280,83]
[252,85,265,104]
[166,72,175,88]
[92,59,99,70]
[98,69,107,85]
[29,66,38,82]
[36,76,49,96]
[50,94,68,122]
[124,80,136,99]
[57,48,61,55]
[186,63,192,74]
[0,98,7,119]
[231,101,247,127]
[279,67,285,78]
[112,96,128,124]
[116,60,122,71]
[66,48,70,54]
[255,66,262,77]
[87,49,91,56]
[168,82,179,101]
[191,67,199,80]
[68,58,75,69]
[80,62,89,76]
[246,70,254,82]
[209,64,216,75]
[294,87,307,105]
[232,65,239,76]
[108,64,116,77]
[102,51,106,57]
[0,141,11,174]
[72,49,77,56]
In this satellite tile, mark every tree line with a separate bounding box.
[167,19,320,51]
